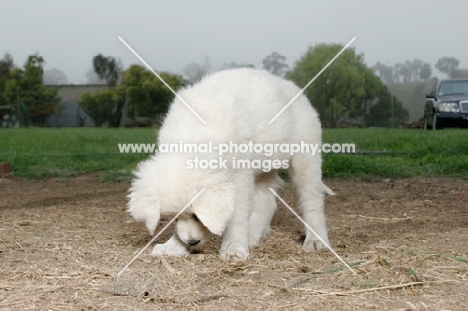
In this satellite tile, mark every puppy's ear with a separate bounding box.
[192,183,234,236]
[128,189,161,235]
[127,160,161,235]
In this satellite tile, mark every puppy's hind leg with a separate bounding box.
[248,171,284,246]
[290,153,329,253]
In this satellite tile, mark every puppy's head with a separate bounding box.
[175,213,210,247]
[128,154,235,240]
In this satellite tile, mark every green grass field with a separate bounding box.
[1,128,467,181]
[323,128,468,178]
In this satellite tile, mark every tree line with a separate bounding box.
[373,56,468,83]
[6,47,466,128]
[77,47,410,128]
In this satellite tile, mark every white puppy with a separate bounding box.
[128,68,334,259]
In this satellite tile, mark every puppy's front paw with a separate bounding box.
[220,243,249,261]
[151,243,189,256]
[151,236,190,256]
[302,237,329,253]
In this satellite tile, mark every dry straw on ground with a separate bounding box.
[0,176,467,310]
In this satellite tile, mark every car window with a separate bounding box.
[438,80,468,96]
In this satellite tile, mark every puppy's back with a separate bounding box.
[160,68,320,144]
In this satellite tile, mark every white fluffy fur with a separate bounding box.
[128,68,333,259]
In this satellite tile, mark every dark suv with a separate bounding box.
[424,79,468,130]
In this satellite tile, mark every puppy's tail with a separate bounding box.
[322,183,335,196]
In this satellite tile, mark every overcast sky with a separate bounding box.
[1,0,467,83]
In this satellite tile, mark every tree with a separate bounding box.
[4,54,59,125]
[91,54,124,126]
[287,44,370,126]
[372,62,394,83]
[435,57,460,75]
[0,53,15,105]
[43,68,68,85]
[393,61,411,82]
[123,64,186,117]
[92,54,122,87]
[183,56,211,83]
[262,52,289,77]
[409,59,424,82]
[419,63,432,81]
[78,89,119,127]
[0,53,14,79]
[286,43,407,127]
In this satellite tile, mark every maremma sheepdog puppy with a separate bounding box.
[128,68,334,259]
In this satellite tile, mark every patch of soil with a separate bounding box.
[0,176,467,310]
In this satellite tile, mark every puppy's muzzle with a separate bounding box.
[188,239,201,246]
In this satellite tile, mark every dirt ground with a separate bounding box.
[0,176,467,310]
